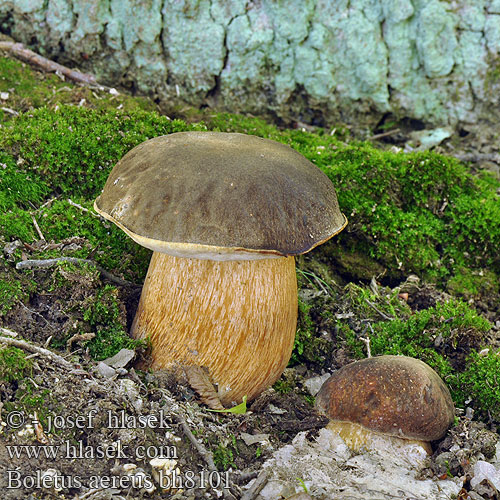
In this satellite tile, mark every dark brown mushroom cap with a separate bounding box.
[94,132,346,259]
[315,355,455,441]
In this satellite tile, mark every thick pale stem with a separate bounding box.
[326,421,433,455]
[131,252,298,405]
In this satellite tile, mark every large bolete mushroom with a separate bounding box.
[94,132,346,405]
[315,355,455,454]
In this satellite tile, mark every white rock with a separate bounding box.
[103,348,135,368]
[240,432,271,447]
[256,427,461,500]
[303,373,331,396]
[470,460,500,491]
[97,361,116,379]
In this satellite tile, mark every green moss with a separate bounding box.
[342,282,412,321]
[0,279,26,316]
[212,435,238,471]
[0,346,33,382]
[0,151,50,242]
[1,105,205,199]
[0,56,66,118]
[273,379,294,394]
[447,267,499,300]
[454,350,500,421]
[355,299,489,372]
[323,147,500,281]
[289,298,332,366]
[82,285,145,360]
[0,55,157,122]
[343,296,495,419]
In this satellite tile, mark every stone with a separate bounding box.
[102,348,135,369]
[2,0,500,130]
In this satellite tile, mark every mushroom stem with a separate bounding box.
[325,421,433,455]
[131,252,298,405]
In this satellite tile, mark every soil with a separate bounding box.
[1,240,499,499]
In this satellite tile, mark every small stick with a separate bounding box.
[0,327,17,337]
[67,198,89,212]
[38,197,58,211]
[364,299,394,321]
[1,106,18,116]
[0,41,98,86]
[367,128,400,141]
[0,334,75,370]
[359,336,372,357]
[312,274,329,296]
[66,332,95,350]
[173,414,217,472]
[241,469,269,500]
[16,257,140,288]
[31,215,45,241]
[67,199,103,219]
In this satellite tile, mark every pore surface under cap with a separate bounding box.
[94,132,346,258]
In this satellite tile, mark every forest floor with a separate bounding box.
[0,44,499,500]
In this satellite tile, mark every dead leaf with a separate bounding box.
[33,411,49,444]
[184,365,224,410]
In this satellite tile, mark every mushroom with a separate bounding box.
[315,355,455,454]
[94,132,346,405]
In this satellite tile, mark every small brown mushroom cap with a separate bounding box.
[315,355,455,442]
[94,131,346,260]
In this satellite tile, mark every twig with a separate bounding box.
[0,327,17,337]
[66,332,95,350]
[67,198,90,212]
[67,198,104,219]
[359,336,372,357]
[367,128,400,141]
[0,41,98,86]
[312,274,329,296]
[241,469,269,500]
[1,106,18,116]
[31,215,45,241]
[38,197,58,211]
[16,257,140,288]
[172,414,217,473]
[364,299,394,321]
[0,334,75,370]
[18,301,50,327]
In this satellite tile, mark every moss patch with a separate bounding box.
[0,55,156,121]
[0,346,32,382]
[0,105,205,199]
[340,284,496,420]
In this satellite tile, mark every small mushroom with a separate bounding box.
[94,132,346,405]
[315,355,455,454]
